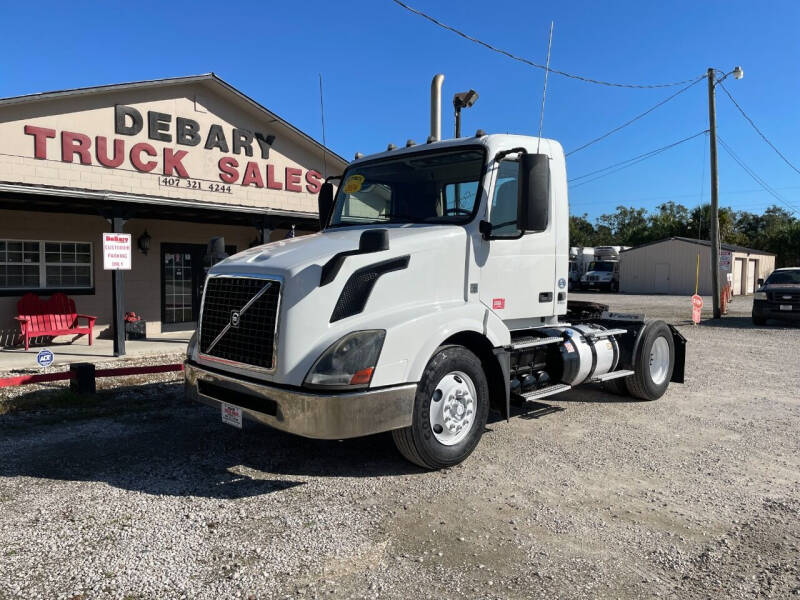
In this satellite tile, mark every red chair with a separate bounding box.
[15,293,96,350]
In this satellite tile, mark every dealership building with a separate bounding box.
[0,74,347,344]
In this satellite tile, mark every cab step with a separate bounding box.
[507,336,563,351]
[515,383,571,401]
[591,369,634,383]
[587,328,627,339]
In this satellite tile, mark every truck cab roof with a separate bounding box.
[350,133,564,166]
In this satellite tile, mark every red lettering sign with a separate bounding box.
[21,122,322,197]
[96,136,125,167]
[24,125,56,159]
[266,165,283,190]
[130,142,158,172]
[242,162,264,187]
[61,131,91,165]
[218,157,239,183]
[305,170,322,194]
[163,148,189,177]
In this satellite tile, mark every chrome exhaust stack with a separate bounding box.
[430,73,444,142]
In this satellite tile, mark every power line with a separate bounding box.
[565,77,705,156]
[718,81,800,177]
[568,130,707,188]
[717,136,799,215]
[389,0,703,89]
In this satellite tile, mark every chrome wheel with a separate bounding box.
[429,370,477,446]
[649,336,670,386]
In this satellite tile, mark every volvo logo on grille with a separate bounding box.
[203,281,272,354]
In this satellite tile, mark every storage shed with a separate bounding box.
[619,237,775,296]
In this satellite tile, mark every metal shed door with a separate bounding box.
[746,259,757,294]
[733,258,744,295]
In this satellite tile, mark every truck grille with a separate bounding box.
[199,276,281,370]
[768,291,800,303]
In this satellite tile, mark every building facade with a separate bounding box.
[0,74,347,342]
[619,237,775,296]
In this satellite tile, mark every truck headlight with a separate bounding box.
[305,330,386,388]
[754,291,767,300]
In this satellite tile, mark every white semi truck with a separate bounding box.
[568,246,595,291]
[579,246,628,292]
[185,91,685,469]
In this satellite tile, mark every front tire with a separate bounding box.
[392,345,489,470]
[626,321,675,401]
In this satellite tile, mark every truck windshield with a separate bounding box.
[766,270,800,284]
[328,148,484,227]
[588,261,615,272]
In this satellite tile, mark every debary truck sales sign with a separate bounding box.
[21,105,323,195]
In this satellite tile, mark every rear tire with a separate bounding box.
[626,321,675,401]
[752,315,766,326]
[392,345,489,470]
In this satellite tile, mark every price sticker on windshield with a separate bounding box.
[343,174,365,194]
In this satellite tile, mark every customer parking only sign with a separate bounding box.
[102,233,132,270]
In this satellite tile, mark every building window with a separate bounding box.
[0,239,93,291]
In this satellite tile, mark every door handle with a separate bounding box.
[539,292,553,303]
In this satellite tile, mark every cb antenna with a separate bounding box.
[537,21,554,154]
[319,73,328,178]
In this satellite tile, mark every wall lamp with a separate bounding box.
[137,230,152,255]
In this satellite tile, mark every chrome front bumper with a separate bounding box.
[184,361,416,439]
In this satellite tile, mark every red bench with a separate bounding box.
[15,293,96,351]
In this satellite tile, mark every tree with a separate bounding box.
[569,214,595,247]
[648,201,690,241]
[597,206,649,246]
[688,204,738,243]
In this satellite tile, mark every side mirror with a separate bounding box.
[318,182,334,229]
[517,153,550,232]
[757,278,764,287]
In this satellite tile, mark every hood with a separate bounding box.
[199,223,470,386]
[763,283,800,292]
[210,224,459,278]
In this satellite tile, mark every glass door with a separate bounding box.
[162,244,202,325]
[161,242,238,326]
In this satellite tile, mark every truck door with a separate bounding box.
[479,159,556,325]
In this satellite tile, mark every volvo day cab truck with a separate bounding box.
[185,95,685,470]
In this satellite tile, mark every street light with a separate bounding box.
[707,65,744,319]
[453,90,479,138]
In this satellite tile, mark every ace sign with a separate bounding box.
[103,233,132,270]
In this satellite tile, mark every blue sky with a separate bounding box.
[1,0,798,221]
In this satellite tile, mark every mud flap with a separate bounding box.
[492,347,511,422]
[669,325,686,384]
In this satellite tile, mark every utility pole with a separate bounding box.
[706,66,744,319]
[707,67,721,319]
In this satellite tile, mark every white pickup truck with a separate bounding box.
[185,128,685,469]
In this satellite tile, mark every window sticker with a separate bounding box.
[343,174,365,194]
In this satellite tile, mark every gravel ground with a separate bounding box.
[1,294,798,599]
